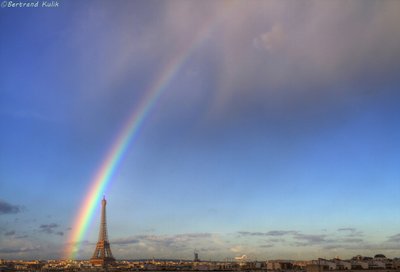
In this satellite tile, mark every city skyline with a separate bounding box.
[1,0,400,261]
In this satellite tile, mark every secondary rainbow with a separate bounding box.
[64,22,213,259]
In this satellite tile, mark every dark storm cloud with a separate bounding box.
[0,200,20,214]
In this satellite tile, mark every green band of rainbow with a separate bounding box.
[64,21,214,260]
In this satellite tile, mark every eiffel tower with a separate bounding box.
[90,196,115,267]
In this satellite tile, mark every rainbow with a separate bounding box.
[64,22,214,259]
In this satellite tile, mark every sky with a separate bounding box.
[1,0,400,261]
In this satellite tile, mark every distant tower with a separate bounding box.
[194,249,200,262]
[90,196,115,267]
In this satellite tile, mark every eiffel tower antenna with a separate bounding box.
[90,196,115,267]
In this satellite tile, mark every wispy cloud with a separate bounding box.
[293,234,332,246]
[238,230,298,237]
[342,238,364,243]
[337,228,363,237]
[107,232,229,259]
[386,233,400,243]
[112,237,140,245]
[259,244,274,248]
[0,200,20,215]
[237,229,369,250]
[253,24,286,53]
[4,230,16,236]
[39,223,63,236]
[0,246,41,254]
[338,228,356,232]
[113,233,214,248]
[267,238,286,243]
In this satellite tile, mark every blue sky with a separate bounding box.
[1,0,400,261]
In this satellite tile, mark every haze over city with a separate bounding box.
[1,0,400,262]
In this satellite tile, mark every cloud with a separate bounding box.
[267,238,285,243]
[342,238,364,243]
[237,230,373,253]
[238,230,298,237]
[0,234,58,258]
[197,246,220,252]
[322,244,342,250]
[104,232,244,260]
[254,24,286,52]
[85,230,400,260]
[112,233,215,252]
[205,0,400,131]
[266,230,299,236]
[338,228,356,232]
[289,230,368,250]
[237,230,368,250]
[259,244,274,248]
[331,240,400,251]
[16,0,398,154]
[112,237,140,245]
[0,200,20,215]
[386,233,400,243]
[337,228,363,237]
[293,234,332,246]
[39,223,62,235]
[229,245,243,253]
[175,233,213,239]
[0,246,41,254]
[4,230,15,236]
